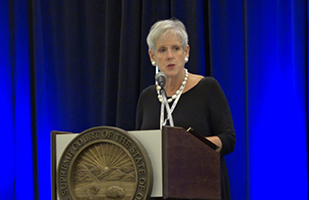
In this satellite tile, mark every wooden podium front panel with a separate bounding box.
[162,126,220,200]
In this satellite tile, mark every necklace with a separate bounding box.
[156,68,188,103]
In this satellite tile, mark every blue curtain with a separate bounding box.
[209,0,308,199]
[0,0,307,200]
[245,1,307,199]
[0,0,36,199]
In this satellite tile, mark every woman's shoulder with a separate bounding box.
[199,76,218,84]
[197,76,222,91]
[140,85,156,96]
[189,74,219,85]
[186,73,218,91]
[184,73,203,92]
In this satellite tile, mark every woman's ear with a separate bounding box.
[149,50,156,66]
[185,44,190,58]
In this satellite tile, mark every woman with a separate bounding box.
[135,18,236,200]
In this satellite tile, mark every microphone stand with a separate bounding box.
[160,88,174,127]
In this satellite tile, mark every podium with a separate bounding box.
[51,126,220,200]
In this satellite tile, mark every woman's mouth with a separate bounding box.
[167,64,175,69]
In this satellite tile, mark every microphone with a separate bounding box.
[155,72,166,88]
[155,71,174,127]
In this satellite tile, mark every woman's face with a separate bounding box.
[149,32,189,79]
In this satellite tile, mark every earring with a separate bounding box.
[185,57,189,63]
[151,61,156,66]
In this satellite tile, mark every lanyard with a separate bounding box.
[160,85,184,129]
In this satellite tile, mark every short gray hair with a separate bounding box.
[146,18,188,53]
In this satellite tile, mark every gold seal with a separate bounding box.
[57,126,153,200]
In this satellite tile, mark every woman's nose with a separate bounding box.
[167,49,174,59]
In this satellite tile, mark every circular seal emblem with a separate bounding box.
[57,126,153,200]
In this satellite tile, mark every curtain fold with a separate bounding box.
[0,1,15,198]
[208,1,247,199]
[0,0,35,199]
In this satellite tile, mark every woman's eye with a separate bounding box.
[158,49,165,53]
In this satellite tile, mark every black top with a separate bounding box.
[135,76,236,200]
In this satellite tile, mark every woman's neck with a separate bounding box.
[164,70,188,97]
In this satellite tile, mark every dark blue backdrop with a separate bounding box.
[0,0,307,199]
